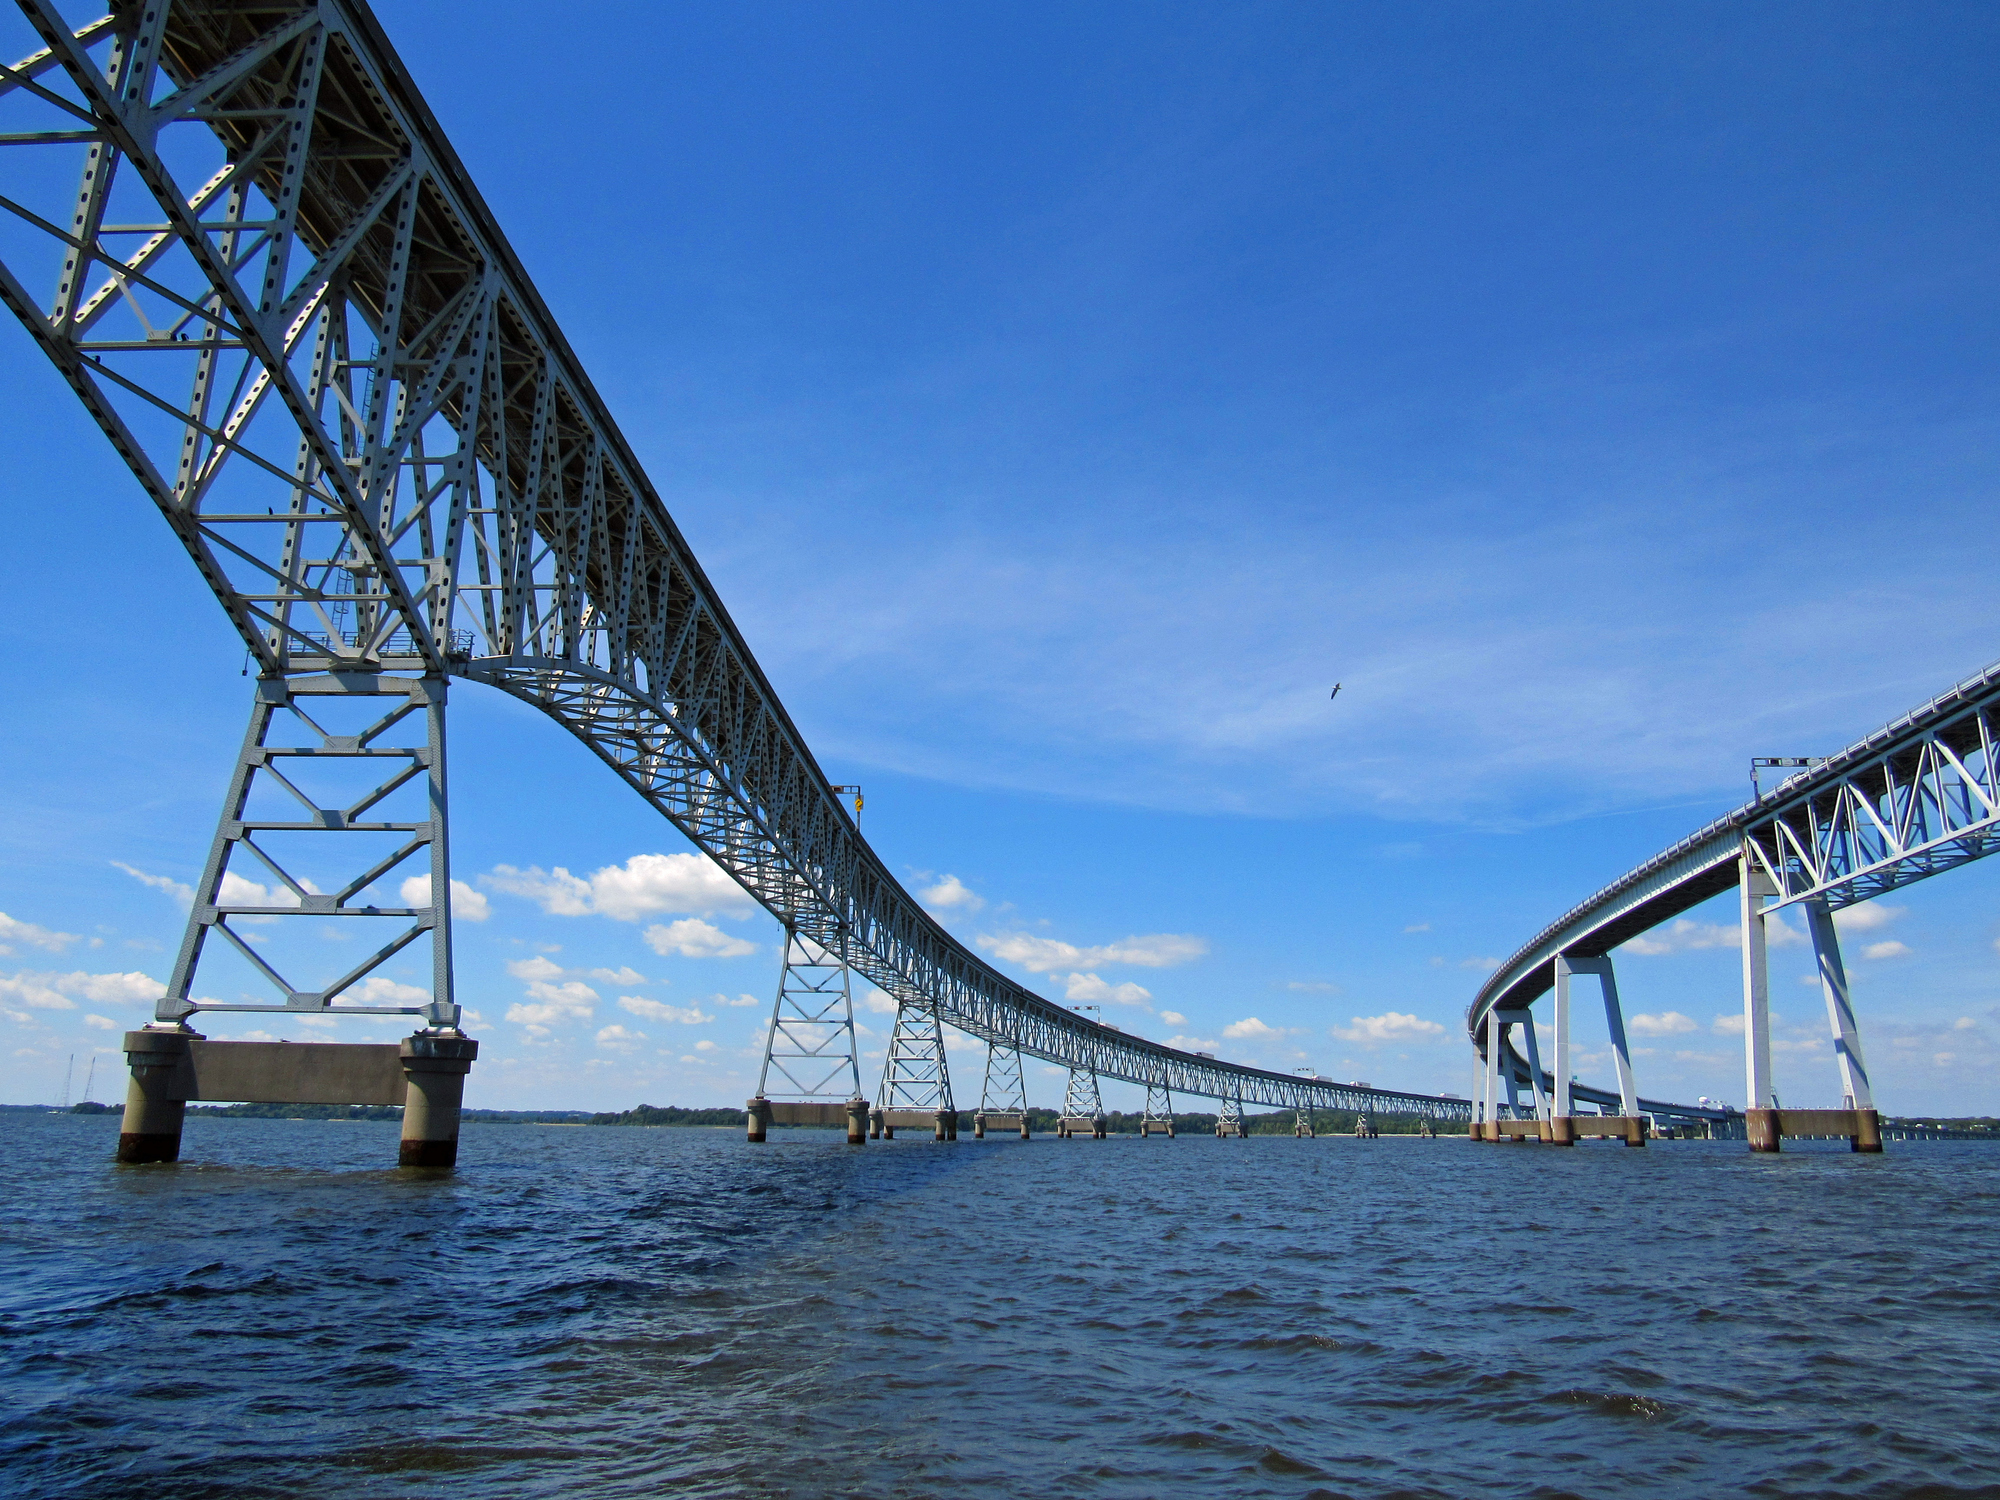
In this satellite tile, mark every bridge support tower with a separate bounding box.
[1057,1067,1106,1138]
[1738,853,1882,1152]
[1139,1082,1175,1137]
[1215,1095,1246,1137]
[876,1001,956,1140]
[119,676,476,1168]
[973,1041,1031,1139]
[750,929,867,1143]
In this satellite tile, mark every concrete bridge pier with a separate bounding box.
[117,1027,478,1167]
[1215,1095,1246,1136]
[1544,953,1645,1146]
[398,1034,479,1167]
[1738,858,1884,1152]
[117,1025,199,1163]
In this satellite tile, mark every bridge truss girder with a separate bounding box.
[1470,659,2000,1066]
[0,1,1472,1121]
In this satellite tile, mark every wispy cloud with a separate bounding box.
[0,913,79,955]
[976,930,1207,974]
[1629,1010,1698,1037]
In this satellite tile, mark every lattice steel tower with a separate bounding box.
[756,928,863,1104]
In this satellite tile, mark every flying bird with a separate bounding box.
[1330,683,1342,700]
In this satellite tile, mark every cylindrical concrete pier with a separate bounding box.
[1020,1116,1031,1139]
[973,1113,987,1139]
[1747,1107,1781,1153]
[117,1026,201,1163]
[869,1107,884,1139]
[846,1097,869,1145]
[746,1096,771,1143]
[1853,1108,1883,1153]
[399,1033,478,1167]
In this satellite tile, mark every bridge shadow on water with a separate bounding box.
[4,1114,1999,1500]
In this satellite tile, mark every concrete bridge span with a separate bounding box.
[1468,658,2000,1149]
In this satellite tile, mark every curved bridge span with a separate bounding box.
[0,1,1466,1128]
[1468,658,2000,1141]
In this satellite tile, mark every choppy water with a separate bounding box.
[5,1114,2000,1499]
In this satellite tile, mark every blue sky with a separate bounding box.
[2,1,1997,1114]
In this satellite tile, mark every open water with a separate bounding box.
[3,1112,1999,1499]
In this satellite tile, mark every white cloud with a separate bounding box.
[693,1039,717,1052]
[112,862,193,904]
[1458,956,1501,973]
[1286,980,1340,994]
[0,913,79,954]
[1333,1011,1446,1044]
[1223,1016,1283,1039]
[862,988,900,1015]
[1834,903,1902,933]
[1159,1010,1186,1026]
[713,992,761,1007]
[1626,915,1805,954]
[1629,1010,1699,1037]
[1713,1013,1746,1036]
[483,854,753,921]
[344,976,431,1005]
[595,1024,646,1050]
[1403,923,1431,933]
[1062,972,1152,1007]
[0,969,158,1012]
[398,876,490,923]
[506,956,566,983]
[84,1014,118,1031]
[1164,1033,1220,1052]
[506,977,598,1028]
[919,874,985,914]
[975,930,1208,974]
[643,919,756,959]
[619,996,714,1025]
[1861,940,1911,961]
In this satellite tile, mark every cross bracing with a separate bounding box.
[1469,658,2000,1116]
[0,1,1473,1122]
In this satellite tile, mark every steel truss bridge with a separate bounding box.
[1470,658,2000,1125]
[0,0,1469,1128]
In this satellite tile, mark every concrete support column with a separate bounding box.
[1484,1008,1503,1135]
[846,1097,869,1145]
[1548,1115,1575,1145]
[1020,1115,1032,1139]
[869,1107,884,1139]
[1621,1115,1648,1148]
[1746,1108,1780,1152]
[746,1096,772,1143]
[1502,1007,1549,1120]
[1741,852,1779,1145]
[973,1112,987,1139]
[1597,960,1638,1121]
[1552,956,1573,1120]
[1805,898,1875,1111]
[399,1034,477,1168]
[1853,1108,1883,1153]
[117,1026,200,1163]
[933,1107,950,1142]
